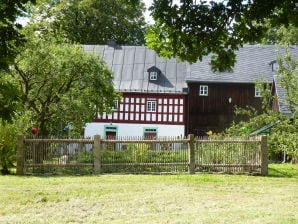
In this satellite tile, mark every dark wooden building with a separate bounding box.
[185,46,278,135]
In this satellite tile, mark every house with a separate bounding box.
[83,45,189,138]
[83,44,296,137]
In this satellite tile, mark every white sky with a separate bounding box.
[143,0,154,24]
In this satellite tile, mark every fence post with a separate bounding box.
[260,135,268,176]
[16,135,25,175]
[188,134,195,174]
[93,135,101,175]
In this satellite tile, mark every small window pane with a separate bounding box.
[199,85,208,96]
[147,101,156,112]
[149,72,157,80]
[255,87,261,97]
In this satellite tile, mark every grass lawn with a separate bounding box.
[0,164,297,224]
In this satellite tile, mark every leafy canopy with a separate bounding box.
[33,0,147,45]
[7,28,118,136]
[0,0,35,70]
[147,0,298,71]
[262,23,298,45]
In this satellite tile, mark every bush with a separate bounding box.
[0,121,18,174]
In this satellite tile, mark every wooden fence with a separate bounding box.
[16,134,268,175]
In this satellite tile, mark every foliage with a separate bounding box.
[101,144,187,164]
[32,0,146,45]
[147,0,298,71]
[262,23,298,45]
[77,151,93,163]
[276,51,298,115]
[269,119,298,162]
[0,0,35,121]
[0,0,35,70]
[6,28,118,136]
[0,74,19,122]
[0,120,19,174]
[226,114,297,161]
[223,49,298,162]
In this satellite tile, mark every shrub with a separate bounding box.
[0,121,19,174]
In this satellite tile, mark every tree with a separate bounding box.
[33,0,147,45]
[7,29,118,136]
[146,0,298,71]
[0,0,36,122]
[262,23,298,45]
[0,119,19,174]
[276,51,298,116]
[0,0,35,71]
[0,74,19,122]
[224,50,298,162]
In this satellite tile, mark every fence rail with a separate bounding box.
[16,134,268,175]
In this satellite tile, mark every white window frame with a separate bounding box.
[149,71,158,81]
[199,85,208,96]
[255,87,261,97]
[147,100,156,112]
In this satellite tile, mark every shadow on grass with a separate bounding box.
[268,163,298,178]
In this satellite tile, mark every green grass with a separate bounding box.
[0,163,297,224]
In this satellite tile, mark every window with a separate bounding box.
[272,63,279,71]
[104,125,118,140]
[199,85,208,96]
[149,71,158,81]
[147,100,156,112]
[144,128,157,139]
[255,87,261,97]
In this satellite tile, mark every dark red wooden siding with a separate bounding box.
[187,82,264,135]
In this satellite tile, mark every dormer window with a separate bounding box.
[149,71,158,81]
[147,66,160,81]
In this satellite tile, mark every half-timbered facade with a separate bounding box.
[83,45,188,138]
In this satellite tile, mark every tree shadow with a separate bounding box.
[268,165,298,178]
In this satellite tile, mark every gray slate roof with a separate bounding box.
[82,45,189,93]
[273,75,294,115]
[187,45,280,83]
[83,44,297,93]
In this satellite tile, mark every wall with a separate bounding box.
[84,122,185,138]
[187,82,264,135]
[95,92,186,125]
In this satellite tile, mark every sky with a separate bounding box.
[143,0,154,24]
